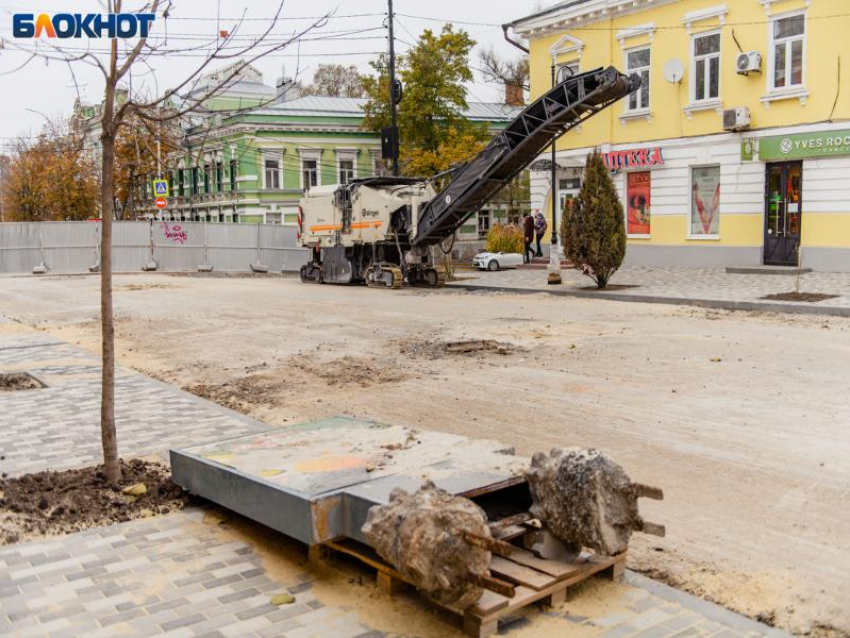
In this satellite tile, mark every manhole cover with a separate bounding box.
[0,372,46,391]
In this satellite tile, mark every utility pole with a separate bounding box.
[388,0,399,176]
[550,63,558,250]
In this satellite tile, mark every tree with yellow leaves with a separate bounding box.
[362,25,489,178]
[1,121,98,222]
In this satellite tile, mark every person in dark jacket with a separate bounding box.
[523,213,535,263]
[534,211,548,257]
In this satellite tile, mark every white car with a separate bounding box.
[472,251,524,271]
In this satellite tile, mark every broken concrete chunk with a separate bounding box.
[525,448,641,556]
[361,480,490,609]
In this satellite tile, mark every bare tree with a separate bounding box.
[478,47,529,105]
[6,1,328,484]
[301,64,365,98]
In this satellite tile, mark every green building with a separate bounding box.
[150,63,522,235]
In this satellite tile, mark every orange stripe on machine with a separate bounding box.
[307,221,384,232]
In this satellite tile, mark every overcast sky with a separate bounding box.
[0,0,544,150]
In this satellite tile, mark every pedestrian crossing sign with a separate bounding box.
[153,179,169,197]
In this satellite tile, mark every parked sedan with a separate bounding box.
[472,251,524,271]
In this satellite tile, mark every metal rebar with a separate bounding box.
[460,531,513,557]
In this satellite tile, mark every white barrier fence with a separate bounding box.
[0,221,309,274]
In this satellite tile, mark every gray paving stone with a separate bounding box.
[160,612,207,632]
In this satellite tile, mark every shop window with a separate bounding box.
[771,14,805,90]
[626,171,651,236]
[264,158,280,190]
[690,166,721,236]
[626,47,650,111]
[302,159,318,190]
[692,32,720,102]
[339,159,355,185]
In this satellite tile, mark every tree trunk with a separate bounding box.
[100,89,121,486]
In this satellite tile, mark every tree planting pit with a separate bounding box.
[0,372,45,392]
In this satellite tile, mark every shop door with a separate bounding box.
[764,162,802,266]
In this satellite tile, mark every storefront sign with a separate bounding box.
[603,147,664,171]
[742,129,850,161]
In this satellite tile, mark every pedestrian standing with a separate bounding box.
[523,213,535,263]
[534,211,548,258]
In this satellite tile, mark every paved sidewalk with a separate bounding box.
[450,266,850,316]
[0,333,267,477]
[0,329,791,638]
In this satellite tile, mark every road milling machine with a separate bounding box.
[298,66,639,288]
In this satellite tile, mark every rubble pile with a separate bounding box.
[361,481,491,608]
[525,447,642,555]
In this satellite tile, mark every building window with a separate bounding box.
[302,159,318,190]
[178,168,185,196]
[692,32,720,102]
[229,159,237,192]
[203,164,211,193]
[373,156,387,177]
[264,159,280,189]
[191,167,199,195]
[771,14,805,90]
[215,162,223,192]
[690,166,720,236]
[266,212,282,225]
[477,211,491,240]
[626,47,650,111]
[339,159,355,185]
[626,171,651,236]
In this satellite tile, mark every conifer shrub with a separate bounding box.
[561,151,626,289]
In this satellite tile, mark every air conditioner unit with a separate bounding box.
[723,107,751,131]
[736,52,762,75]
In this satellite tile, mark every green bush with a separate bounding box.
[561,150,626,289]
[486,223,524,254]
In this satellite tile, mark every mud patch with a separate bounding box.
[185,373,284,414]
[760,292,839,303]
[0,372,44,391]
[400,338,522,359]
[0,459,193,545]
[120,283,180,292]
[292,356,402,387]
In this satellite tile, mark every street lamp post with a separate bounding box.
[547,63,564,285]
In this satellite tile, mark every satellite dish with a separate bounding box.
[663,59,685,84]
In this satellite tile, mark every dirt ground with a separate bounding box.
[1,272,848,637]
[0,458,192,545]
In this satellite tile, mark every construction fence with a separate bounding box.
[0,221,309,275]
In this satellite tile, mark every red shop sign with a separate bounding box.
[603,147,664,171]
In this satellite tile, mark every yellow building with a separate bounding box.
[506,0,850,271]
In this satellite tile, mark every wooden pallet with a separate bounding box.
[321,538,626,638]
